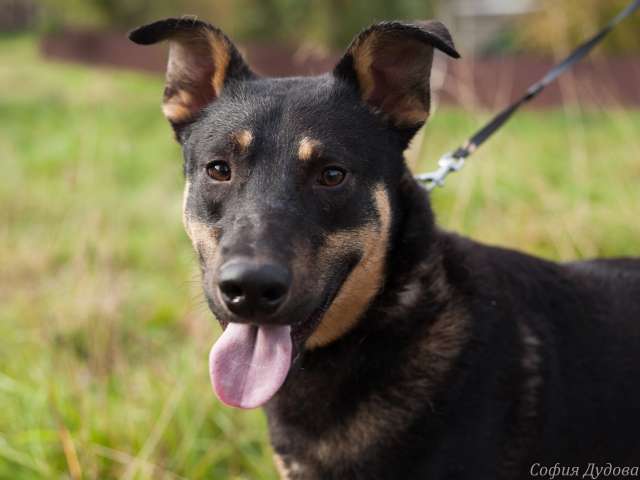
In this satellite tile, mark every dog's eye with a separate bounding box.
[318,167,346,187]
[206,160,231,182]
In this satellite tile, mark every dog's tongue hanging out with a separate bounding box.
[209,323,292,409]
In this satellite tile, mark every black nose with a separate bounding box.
[217,260,291,318]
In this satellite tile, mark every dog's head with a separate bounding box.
[129,18,458,408]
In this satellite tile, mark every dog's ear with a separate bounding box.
[333,21,459,129]
[129,18,254,135]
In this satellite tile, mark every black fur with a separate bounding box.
[267,179,640,478]
[129,18,640,479]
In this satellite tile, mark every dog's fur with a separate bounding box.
[129,18,640,479]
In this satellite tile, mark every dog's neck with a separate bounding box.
[265,174,471,474]
[376,173,449,318]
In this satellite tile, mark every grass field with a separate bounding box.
[1,35,639,479]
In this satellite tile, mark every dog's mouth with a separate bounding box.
[290,257,358,350]
[208,257,357,409]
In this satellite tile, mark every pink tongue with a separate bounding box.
[209,323,292,409]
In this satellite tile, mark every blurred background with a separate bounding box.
[1,0,639,478]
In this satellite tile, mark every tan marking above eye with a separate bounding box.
[230,129,253,153]
[306,185,391,348]
[298,137,322,161]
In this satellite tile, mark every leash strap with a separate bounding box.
[416,0,640,191]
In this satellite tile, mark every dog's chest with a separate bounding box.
[264,365,439,478]
[264,365,404,479]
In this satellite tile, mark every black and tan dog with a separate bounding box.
[129,18,640,479]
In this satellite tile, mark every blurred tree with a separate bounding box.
[91,0,175,26]
[0,0,39,30]
[36,0,436,47]
[515,0,640,55]
[33,0,640,53]
[37,0,236,32]
[233,0,436,48]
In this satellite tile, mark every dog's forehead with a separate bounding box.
[193,75,369,146]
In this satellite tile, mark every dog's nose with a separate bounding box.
[217,260,291,318]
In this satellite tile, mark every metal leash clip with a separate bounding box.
[415,153,466,192]
[413,0,640,194]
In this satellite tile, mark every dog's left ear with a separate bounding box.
[333,21,459,129]
[129,18,255,136]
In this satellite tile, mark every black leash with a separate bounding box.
[416,0,640,191]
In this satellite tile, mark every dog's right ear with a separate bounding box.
[129,18,254,136]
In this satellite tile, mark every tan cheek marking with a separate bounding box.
[298,137,322,161]
[231,129,253,153]
[182,180,191,232]
[184,219,220,262]
[306,186,391,349]
[183,181,220,262]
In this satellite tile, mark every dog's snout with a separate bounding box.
[217,260,291,318]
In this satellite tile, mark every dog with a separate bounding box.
[128,17,640,479]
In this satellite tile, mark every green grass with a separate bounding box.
[1,35,639,479]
